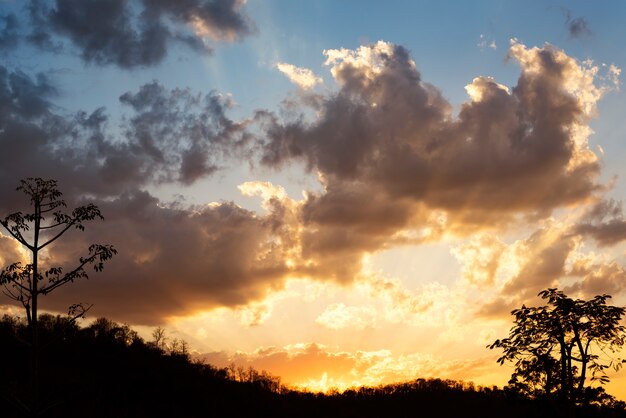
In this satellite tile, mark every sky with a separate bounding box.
[2,0,626,398]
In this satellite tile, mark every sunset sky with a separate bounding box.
[3,0,626,398]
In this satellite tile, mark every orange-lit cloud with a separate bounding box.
[451,234,506,287]
[199,343,504,392]
[0,233,26,267]
[316,303,377,330]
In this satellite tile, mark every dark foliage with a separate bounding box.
[1,315,625,417]
[490,288,626,405]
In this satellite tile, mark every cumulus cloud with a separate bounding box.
[252,40,616,284]
[264,40,608,211]
[25,0,254,68]
[276,62,323,90]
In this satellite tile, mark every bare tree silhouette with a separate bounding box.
[0,178,117,417]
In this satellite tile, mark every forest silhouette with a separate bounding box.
[1,314,626,418]
[1,178,626,417]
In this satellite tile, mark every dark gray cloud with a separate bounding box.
[0,13,19,51]
[25,0,253,68]
[0,66,57,120]
[563,9,592,39]
[561,7,593,39]
[119,81,251,185]
[44,0,168,68]
[568,17,592,38]
[144,0,253,41]
[0,69,249,206]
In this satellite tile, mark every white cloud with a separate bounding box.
[477,34,497,51]
[276,62,323,90]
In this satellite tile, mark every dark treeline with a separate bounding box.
[1,314,625,418]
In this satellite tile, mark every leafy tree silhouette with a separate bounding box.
[489,288,626,407]
[0,178,117,417]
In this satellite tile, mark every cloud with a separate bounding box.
[565,257,626,297]
[575,199,626,246]
[563,9,592,39]
[236,301,274,327]
[0,70,286,324]
[501,225,578,297]
[276,62,323,90]
[31,190,296,324]
[118,81,251,185]
[472,222,579,318]
[316,303,377,330]
[358,274,439,325]
[464,215,626,320]
[146,0,253,42]
[0,72,250,204]
[452,234,506,287]
[604,64,621,91]
[2,39,624,330]
[25,0,254,68]
[252,40,615,284]
[200,343,499,391]
[313,272,466,333]
[261,40,607,215]
[477,34,496,51]
[0,234,27,267]
[0,13,19,51]
[478,250,626,320]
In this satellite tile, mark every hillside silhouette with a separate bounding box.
[1,314,625,418]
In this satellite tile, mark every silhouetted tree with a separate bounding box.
[152,326,167,351]
[489,288,626,405]
[0,178,117,416]
[1,312,624,418]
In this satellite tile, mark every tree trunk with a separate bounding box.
[30,199,41,417]
[559,340,568,400]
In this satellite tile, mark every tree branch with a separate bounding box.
[37,220,77,250]
[0,220,33,250]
